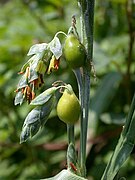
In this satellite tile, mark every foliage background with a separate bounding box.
[0,0,135,179]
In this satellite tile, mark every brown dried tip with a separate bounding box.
[54,59,60,70]
[18,71,24,75]
[70,162,77,172]
[31,91,35,100]
[14,89,18,93]
[72,15,76,27]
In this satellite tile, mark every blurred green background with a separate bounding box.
[0,0,135,179]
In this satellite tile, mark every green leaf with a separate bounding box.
[27,43,48,56]
[14,90,24,106]
[20,125,31,143]
[101,93,135,180]
[49,36,62,59]
[91,72,122,115]
[20,57,33,73]
[17,74,28,90]
[20,96,55,143]
[28,53,47,82]
[44,170,87,180]
[28,63,39,83]
[27,54,43,82]
[35,60,47,74]
[30,87,57,105]
[88,72,123,144]
[20,54,42,73]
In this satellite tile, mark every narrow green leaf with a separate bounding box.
[101,93,135,180]
[49,36,62,59]
[101,134,134,180]
[30,87,57,105]
[122,93,135,137]
[27,43,48,56]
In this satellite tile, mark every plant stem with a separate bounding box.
[74,68,86,175]
[67,124,75,145]
[80,68,91,177]
[77,0,95,177]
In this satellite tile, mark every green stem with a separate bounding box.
[80,69,91,177]
[67,124,75,145]
[77,0,95,177]
[74,69,85,175]
[67,124,76,171]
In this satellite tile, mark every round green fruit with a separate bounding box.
[57,86,81,124]
[64,33,86,69]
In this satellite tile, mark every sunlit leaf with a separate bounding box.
[27,43,48,56]
[49,36,62,59]
[20,58,32,73]
[30,87,57,105]
[20,54,42,73]
[17,74,28,90]
[20,96,55,143]
[28,68,39,83]
[45,169,87,180]
[28,54,44,82]
[14,90,24,105]
[35,60,47,74]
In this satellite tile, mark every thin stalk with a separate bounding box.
[78,69,91,177]
[67,124,76,171]
[67,124,75,145]
[77,0,95,177]
[74,68,86,175]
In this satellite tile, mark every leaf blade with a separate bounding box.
[27,43,48,56]
[44,169,87,180]
[30,87,57,106]
[20,96,55,143]
[49,37,62,59]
